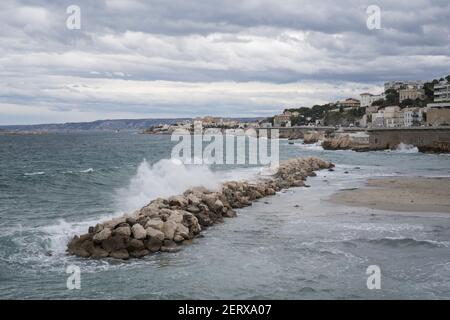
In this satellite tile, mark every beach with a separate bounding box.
[328,176,450,214]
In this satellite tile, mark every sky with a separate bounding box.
[0,0,449,125]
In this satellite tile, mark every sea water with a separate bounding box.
[0,132,449,299]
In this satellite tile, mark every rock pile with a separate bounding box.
[67,157,333,259]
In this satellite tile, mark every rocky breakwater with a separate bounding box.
[322,132,370,151]
[67,157,334,259]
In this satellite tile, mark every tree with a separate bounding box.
[385,88,399,105]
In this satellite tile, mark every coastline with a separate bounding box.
[327,176,450,214]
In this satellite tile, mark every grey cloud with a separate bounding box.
[0,0,449,123]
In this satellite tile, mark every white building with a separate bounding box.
[427,80,450,108]
[360,93,385,107]
[371,106,404,128]
[403,107,423,127]
[384,80,424,91]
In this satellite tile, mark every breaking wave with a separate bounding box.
[392,143,419,153]
[115,158,258,213]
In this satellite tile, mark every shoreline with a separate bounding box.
[67,156,334,259]
[327,176,450,214]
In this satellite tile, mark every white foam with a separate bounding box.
[115,158,258,213]
[80,168,94,173]
[294,140,324,151]
[24,171,45,176]
[391,143,419,154]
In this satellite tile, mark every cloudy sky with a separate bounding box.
[1,0,449,124]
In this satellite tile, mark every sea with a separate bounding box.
[0,132,449,299]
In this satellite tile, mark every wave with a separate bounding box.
[115,158,258,213]
[294,140,324,151]
[391,143,419,154]
[80,168,94,173]
[24,171,45,176]
[359,237,447,248]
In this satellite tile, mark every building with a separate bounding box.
[273,114,291,127]
[335,98,360,108]
[384,80,424,91]
[371,110,385,128]
[360,93,385,107]
[403,107,423,127]
[384,106,404,128]
[371,106,404,128]
[399,88,425,103]
[426,80,450,126]
[427,108,450,126]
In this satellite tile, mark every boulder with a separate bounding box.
[145,218,164,231]
[113,225,131,237]
[91,246,109,258]
[167,211,184,224]
[110,249,129,260]
[130,249,150,258]
[186,205,200,213]
[146,227,165,241]
[175,223,190,240]
[102,217,126,230]
[162,220,177,240]
[93,228,112,243]
[144,238,162,252]
[131,224,147,240]
[168,195,188,207]
[127,238,145,251]
[161,240,180,253]
[101,235,126,252]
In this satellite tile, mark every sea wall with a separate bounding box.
[368,128,450,153]
[67,157,334,259]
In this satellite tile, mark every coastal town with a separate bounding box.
[143,75,450,153]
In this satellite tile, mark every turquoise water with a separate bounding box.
[0,132,449,299]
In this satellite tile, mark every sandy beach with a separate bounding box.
[328,176,450,213]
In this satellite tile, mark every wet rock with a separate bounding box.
[130,249,150,258]
[110,249,129,260]
[161,240,180,253]
[127,238,145,251]
[92,246,109,258]
[101,235,126,253]
[145,238,162,252]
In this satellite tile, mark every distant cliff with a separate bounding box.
[0,117,261,133]
[0,118,191,133]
